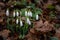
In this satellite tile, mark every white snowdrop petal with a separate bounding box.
[36,14,39,20]
[28,11,32,17]
[20,20,23,26]
[30,11,32,17]
[28,20,31,25]
[26,18,31,25]
[13,11,15,17]
[16,19,19,24]
[25,11,28,16]
[16,11,19,16]
[6,9,9,16]
[26,18,29,23]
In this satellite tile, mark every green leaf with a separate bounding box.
[35,0,40,3]
[28,3,35,8]
[47,4,55,10]
[23,22,29,34]
[50,37,58,40]
[13,1,21,6]
[49,11,56,19]
[21,9,26,16]
[55,24,60,28]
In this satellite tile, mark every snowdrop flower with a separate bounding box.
[6,9,9,16]
[36,14,39,20]
[28,11,32,17]
[20,20,23,26]
[30,11,32,17]
[13,11,15,17]
[25,11,28,16]
[16,19,19,24]
[16,11,19,16]
[26,18,31,25]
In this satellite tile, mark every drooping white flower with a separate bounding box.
[6,9,9,16]
[16,11,19,16]
[13,11,15,17]
[30,11,32,17]
[26,18,31,25]
[36,14,39,20]
[20,20,23,27]
[28,11,32,17]
[16,19,19,24]
[25,11,28,16]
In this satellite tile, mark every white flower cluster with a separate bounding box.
[6,9,39,26]
[6,10,19,17]
[25,10,39,20]
[13,11,19,17]
[15,10,32,26]
[25,11,32,17]
[16,19,23,26]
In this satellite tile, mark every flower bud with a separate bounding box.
[6,9,9,16]
[29,11,32,17]
[25,11,28,16]
[16,11,19,16]
[20,20,23,26]
[36,14,39,20]
[16,19,19,24]
[28,11,32,17]
[13,11,15,17]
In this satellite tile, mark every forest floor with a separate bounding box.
[0,0,60,40]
